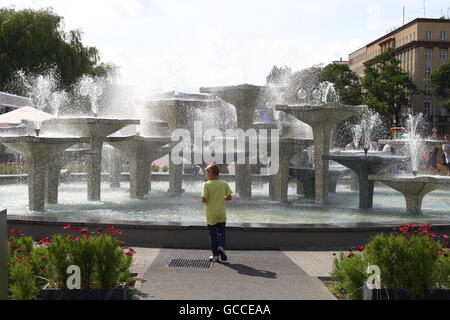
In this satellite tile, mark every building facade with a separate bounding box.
[348,18,450,135]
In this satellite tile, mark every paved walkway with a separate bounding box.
[130,248,338,300]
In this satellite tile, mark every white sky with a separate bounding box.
[2,0,450,92]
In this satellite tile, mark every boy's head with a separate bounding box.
[205,163,219,180]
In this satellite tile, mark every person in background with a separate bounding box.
[426,147,439,173]
[442,135,450,176]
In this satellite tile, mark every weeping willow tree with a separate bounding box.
[0,7,114,95]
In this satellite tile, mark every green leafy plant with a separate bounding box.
[72,232,96,289]
[47,234,75,288]
[330,251,368,300]
[9,260,40,300]
[92,234,124,288]
[161,165,169,172]
[330,224,450,299]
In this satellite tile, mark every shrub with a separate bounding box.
[330,224,450,299]
[151,164,160,172]
[7,225,136,298]
[9,260,40,300]
[47,234,75,288]
[366,233,441,298]
[161,165,169,172]
[72,233,96,289]
[330,251,368,300]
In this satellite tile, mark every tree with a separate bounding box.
[429,60,450,109]
[362,48,419,126]
[266,65,292,86]
[320,63,363,105]
[0,8,113,94]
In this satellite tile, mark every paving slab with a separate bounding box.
[137,249,335,300]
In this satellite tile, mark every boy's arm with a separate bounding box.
[201,183,208,203]
[224,183,232,201]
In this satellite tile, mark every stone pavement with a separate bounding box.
[130,248,338,300]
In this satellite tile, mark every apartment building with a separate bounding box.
[348,18,450,134]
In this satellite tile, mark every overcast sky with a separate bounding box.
[3,0,450,92]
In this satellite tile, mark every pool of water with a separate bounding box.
[2,181,450,224]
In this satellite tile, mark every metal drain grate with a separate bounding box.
[168,259,212,269]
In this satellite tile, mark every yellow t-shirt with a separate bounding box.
[201,180,232,225]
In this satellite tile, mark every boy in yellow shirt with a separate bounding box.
[201,163,232,262]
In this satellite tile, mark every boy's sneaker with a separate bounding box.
[209,255,219,262]
[217,247,227,261]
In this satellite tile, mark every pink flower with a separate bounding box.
[347,253,355,259]
[63,224,71,230]
[8,227,15,233]
[16,229,25,236]
[419,226,429,234]
[442,235,449,239]
[97,227,103,233]
[356,246,365,252]
[80,228,88,235]
[125,252,132,257]
[15,258,25,262]
[399,225,410,233]
[426,224,433,229]
[71,226,80,231]
[106,225,114,230]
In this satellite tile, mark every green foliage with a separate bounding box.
[47,234,74,287]
[0,8,113,93]
[331,225,450,299]
[92,235,124,288]
[72,235,96,289]
[321,63,363,105]
[161,165,169,172]
[429,60,450,109]
[0,163,26,174]
[330,252,368,300]
[366,233,441,298]
[7,227,135,299]
[151,164,160,172]
[9,260,40,300]
[362,48,419,126]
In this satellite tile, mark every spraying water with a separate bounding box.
[78,76,104,117]
[360,110,383,155]
[404,113,426,175]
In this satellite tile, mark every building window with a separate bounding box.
[426,31,433,40]
[425,48,432,59]
[440,48,448,60]
[424,101,431,115]
[424,83,432,95]
[440,31,447,40]
[425,66,432,77]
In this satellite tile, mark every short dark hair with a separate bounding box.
[205,163,219,176]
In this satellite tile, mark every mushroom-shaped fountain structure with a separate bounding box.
[276,102,368,204]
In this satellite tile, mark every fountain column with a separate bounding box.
[200,84,264,199]
[269,139,314,202]
[0,208,7,300]
[45,160,63,204]
[107,135,170,199]
[87,138,103,201]
[108,147,122,188]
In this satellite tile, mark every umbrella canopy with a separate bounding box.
[0,106,54,128]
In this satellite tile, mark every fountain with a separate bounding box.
[40,116,139,202]
[200,84,265,199]
[145,92,215,195]
[322,153,409,209]
[369,113,450,214]
[106,120,170,199]
[0,136,87,211]
[379,113,445,158]
[369,174,450,214]
[276,83,368,204]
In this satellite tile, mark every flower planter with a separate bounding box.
[363,282,450,300]
[39,287,129,300]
